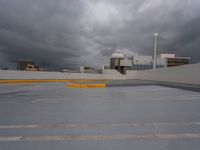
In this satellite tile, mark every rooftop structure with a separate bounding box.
[160,53,175,59]
[110,52,125,59]
[110,52,126,74]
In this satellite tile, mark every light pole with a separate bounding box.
[153,33,158,70]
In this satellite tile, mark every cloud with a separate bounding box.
[0,0,200,70]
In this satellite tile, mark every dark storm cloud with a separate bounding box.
[0,0,200,69]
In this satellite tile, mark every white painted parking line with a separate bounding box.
[0,136,22,141]
[31,96,200,103]
[145,97,200,101]
[0,133,200,142]
[31,99,70,103]
[178,95,200,98]
[0,125,39,129]
[179,97,200,100]
[1,122,200,129]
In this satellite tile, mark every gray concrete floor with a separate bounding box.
[0,83,200,150]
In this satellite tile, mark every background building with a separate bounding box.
[110,52,153,73]
[110,52,190,74]
[17,59,45,71]
[24,63,39,71]
[17,59,35,70]
[130,55,153,70]
[157,53,190,68]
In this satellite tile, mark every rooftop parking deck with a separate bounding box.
[0,81,200,150]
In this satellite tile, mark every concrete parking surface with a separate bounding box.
[0,82,200,150]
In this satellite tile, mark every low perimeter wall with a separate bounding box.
[0,70,125,80]
[1,64,200,85]
[126,63,200,85]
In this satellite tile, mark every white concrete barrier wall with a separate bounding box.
[102,69,122,75]
[0,70,125,80]
[126,63,200,85]
[126,70,138,80]
[1,64,199,84]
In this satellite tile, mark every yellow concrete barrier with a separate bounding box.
[0,79,107,84]
[66,83,106,88]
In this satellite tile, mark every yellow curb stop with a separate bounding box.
[66,83,106,88]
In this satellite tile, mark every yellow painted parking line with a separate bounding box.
[0,133,200,141]
[66,83,106,88]
[0,79,108,84]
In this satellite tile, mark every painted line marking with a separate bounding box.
[31,99,70,103]
[0,133,200,141]
[154,97,200,101]
[178,95,200,98]
[31,96,200,103]
[0,136,22,142]
[136,97,200,101]
[179,97,200,100]
[1,122,200,129]
[0,125,39,129]
[0,79,108,84]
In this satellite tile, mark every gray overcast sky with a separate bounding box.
[0,0,200,70]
